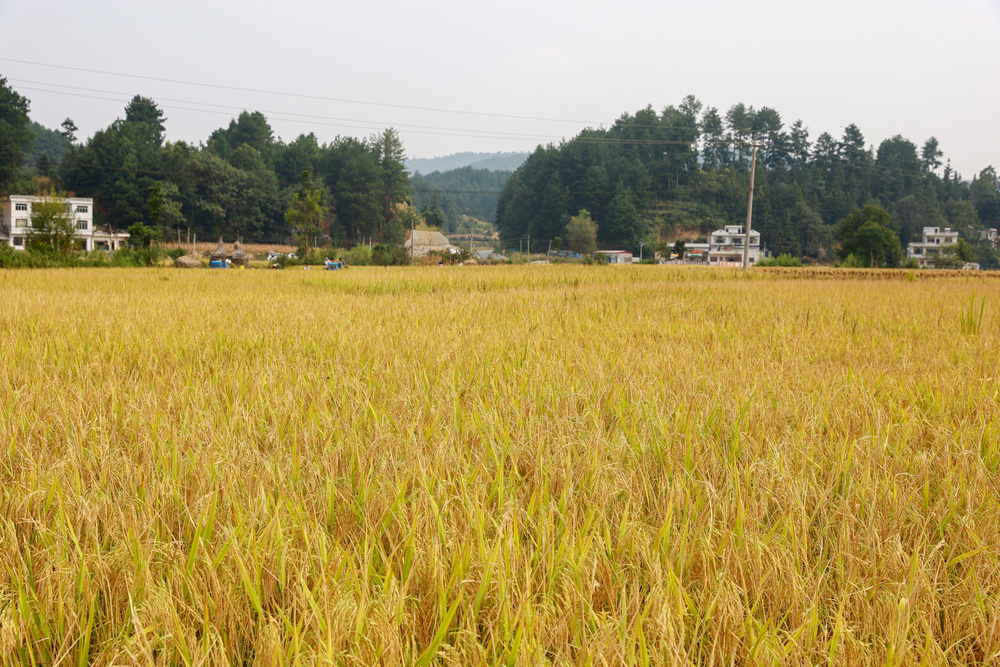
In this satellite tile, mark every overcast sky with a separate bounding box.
[2,0,998,176]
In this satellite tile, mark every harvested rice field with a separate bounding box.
[1,265,999,665]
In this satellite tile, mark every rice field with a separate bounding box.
[1,265,999,665]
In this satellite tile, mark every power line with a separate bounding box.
[11,79,566,141]
[1,56,601,125]
[14,82,716,147]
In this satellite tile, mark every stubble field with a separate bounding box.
[1,265,999,665]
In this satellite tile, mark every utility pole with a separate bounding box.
[742,133,759,272]
[527,234,531,256]
[410,216,414,266]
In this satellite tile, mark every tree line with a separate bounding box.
[495,96,1000,266]
[0,78,411,246]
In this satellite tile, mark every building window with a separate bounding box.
[14,203,27,211]
[76,205,88,213]
[15,218,27,228]
[12,237,23,246]
[76,220,88,230]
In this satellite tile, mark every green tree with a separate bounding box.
[421,202,445,229]
[127,221,160,266]
[375,128,409,240]
[836,204,902,267]
[147,181,185,237]
[673,239,686,259]
[123,95,167,147]
[564,209,597,254]
[60,118,78,144]
[27,193,76,255]
[602,190,646,247]
[0,77,34,189]
[285,170,324,251]
[921,137,943,173]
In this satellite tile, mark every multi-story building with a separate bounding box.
[707,224,763,265]
[979,228,998,250]
[906,226,959,268]
[0,195,128,251]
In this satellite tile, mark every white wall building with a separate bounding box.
[595,250,633,264]
[707,225,763,265]
[0,195,128,251]
[906,226,959,268]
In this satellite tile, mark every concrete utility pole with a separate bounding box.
[742,133,759,272]
[410,216,415,266]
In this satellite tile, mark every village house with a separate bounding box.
[906,226,959,268]
[978,228,998,250]
[707,224,763,266]
[0,195,128,251]
[595,250,634,264]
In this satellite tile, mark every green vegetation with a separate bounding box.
[4,79,999,268]
[563,209,597,254]
[0,76,34,191]
[496,96,1000,267]
[46,96,411,246]
[25,192,76,255]
[835,204,903,267]
[410,166,512,228]
[757,252,803,267]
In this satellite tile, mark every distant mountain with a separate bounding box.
[407,151,528,175]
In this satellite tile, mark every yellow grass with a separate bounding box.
[1,265,999,665]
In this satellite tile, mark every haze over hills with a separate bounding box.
[406,151,528,175]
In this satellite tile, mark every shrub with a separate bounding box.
[837,253,865,268]
[342,245,373,266]
[757,253,804,267]
[372,244,408,266]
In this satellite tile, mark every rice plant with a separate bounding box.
[0,266,999,665]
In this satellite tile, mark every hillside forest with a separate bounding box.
[496,96,1000,266]
[2,77,999,265]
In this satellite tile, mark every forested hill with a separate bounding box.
[407,151,527,175]
[410,167,512,229]
[24,121,71,171]
[496,97,1000,264]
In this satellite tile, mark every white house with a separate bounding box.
[906,226,959,268]
[978,228,998,250]
[707,225,763,265]
[595,250,633,264]
[0,195,129,251]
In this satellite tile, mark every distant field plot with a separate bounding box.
[1,266,999,665]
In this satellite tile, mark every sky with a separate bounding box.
[1,0,998,176]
